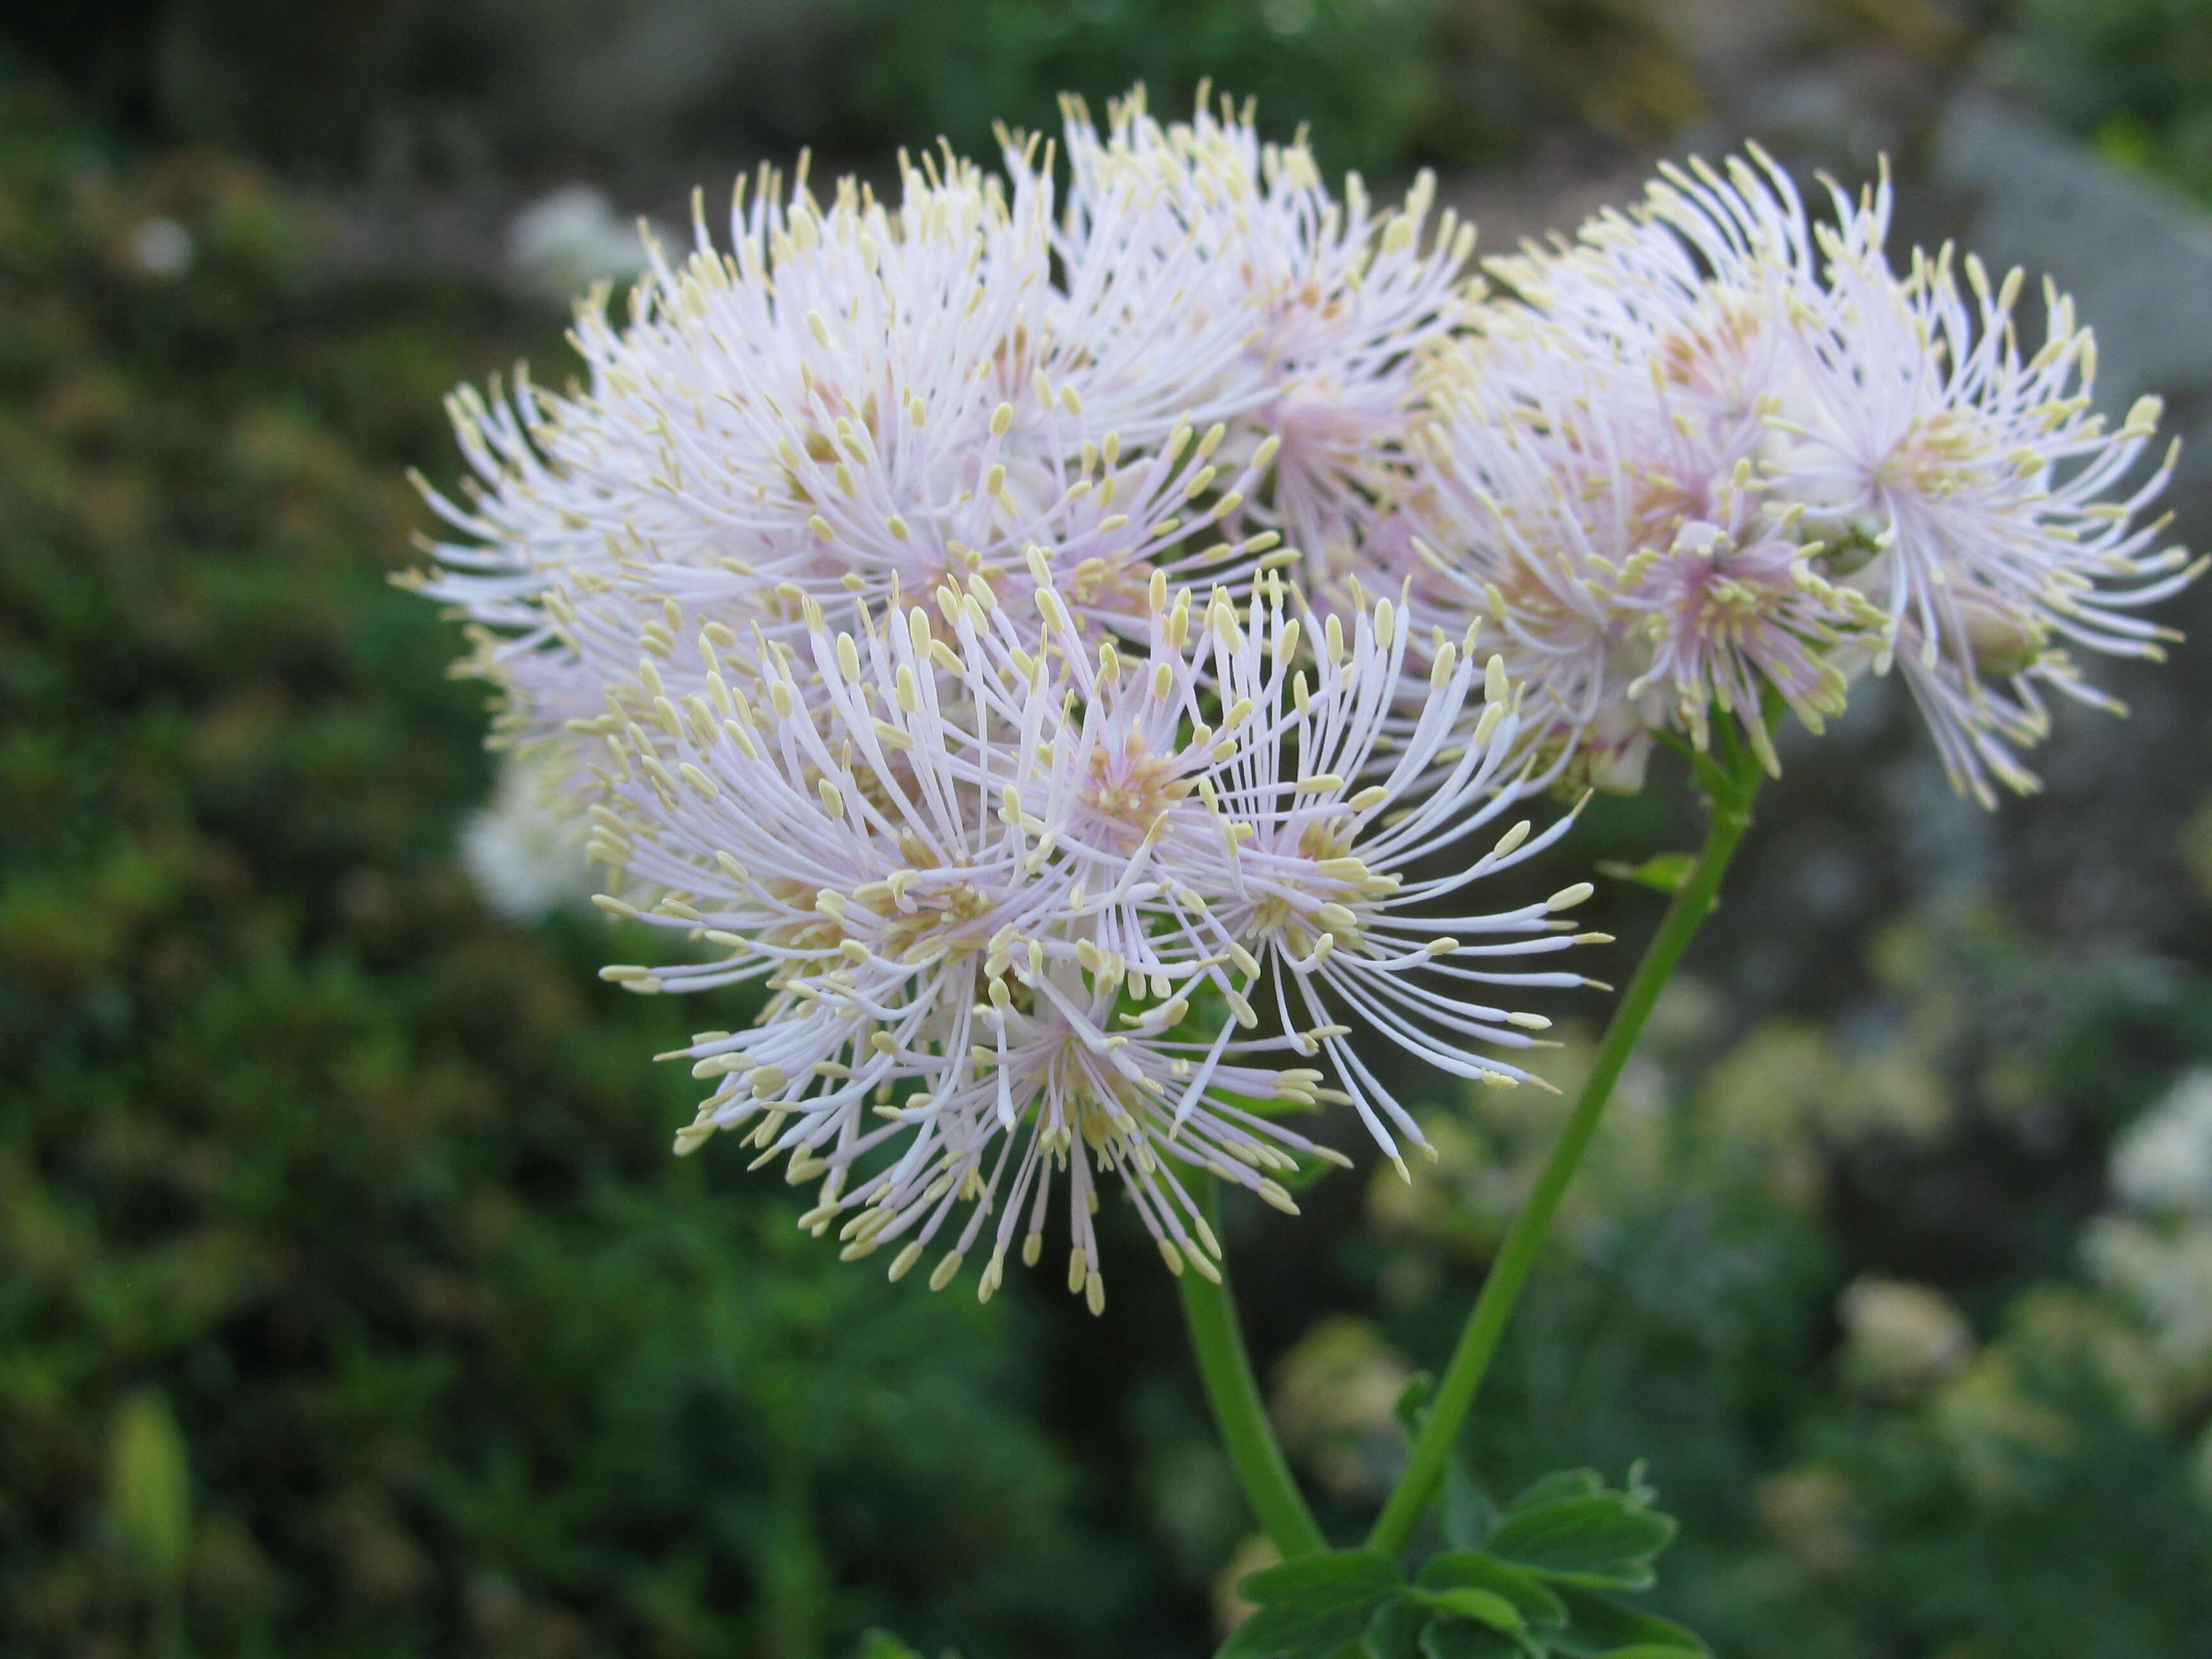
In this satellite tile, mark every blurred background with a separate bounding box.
[6,1,2212,1654]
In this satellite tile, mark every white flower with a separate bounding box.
[2083,1215,2212,1393]
[585,584,1357,1310]
[1044,86,1475,588]
[506,183,654,305]
[1406,348,1873,785]
[583,557,1587,1304]
[1409,147,2197,800]
[2080,1069,2212,1403]
[1473,147,1818,481]
[1773,173,2197,803]
[1134,572,1597,1167]
[415,140,1283,773]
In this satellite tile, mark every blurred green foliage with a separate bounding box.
[0,68,1140,1659]
[6,0,1699,181]
[835,0,1703,175]
[1338,903,2212,1658]
[837,0,1442,175]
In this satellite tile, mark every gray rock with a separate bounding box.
[1934,89,2212,452]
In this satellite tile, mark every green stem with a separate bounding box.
[758,1374,827,1659]
[1178,1177,1329,1557]
[1366,744,1765,1558]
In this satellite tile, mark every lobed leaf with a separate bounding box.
[1417,1620,1528,1659]
[1552,1587,1707,1656]
[1223,1550,1406,1659]
[1364,1595,1427,1659]
[1417,1551,1568,1627]
[1486,1495,1675,1589]
[1504,1470,1606,1514]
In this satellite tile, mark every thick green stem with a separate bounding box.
[1366,746,1764,1558]
[1178,1177,1329,1557]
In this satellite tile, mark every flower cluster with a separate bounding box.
[411,88,1575,1305]
[1401,148,2198,801]
[421,90,2197,1302]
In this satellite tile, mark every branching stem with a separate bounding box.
[1365,741,1765,1557]
[1178,738,1765,1566]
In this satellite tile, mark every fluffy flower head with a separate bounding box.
[1407,147,2197,801]
[587,565,1588,1307]
[1041,86,1476,588]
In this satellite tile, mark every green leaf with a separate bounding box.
[1239,1550,1406,1610]
[1394,1371,1435,1443]
[1422,1588,1523,1631]
[1487,1496,1676,1589]
[1223,1550,1406,1659]
[1503,1470,1606,1514]
[1418,1620,1525,1659]
[851,1633,925,1659]
[1596,1648,1709,1658]
[1416,1551,1567,1627]
[1553,1587,1708,1656]
[1363,1595,1427,1659]
[1595,853,1695,895]
[1441,1460,1493,1548]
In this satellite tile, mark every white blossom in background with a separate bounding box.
[1269,1315,1416,1502]
[2110,1068,2212,1216]
[1836,1274,1974,1400]
[506,183,655,306]
[2083,1217,2212,1402]
[459,746,597,922]
[582,565,1590,1308]
[127,216,194,279]
[2083,1069,2212,1407]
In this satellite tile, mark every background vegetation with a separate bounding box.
[6,1,2212,1654]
